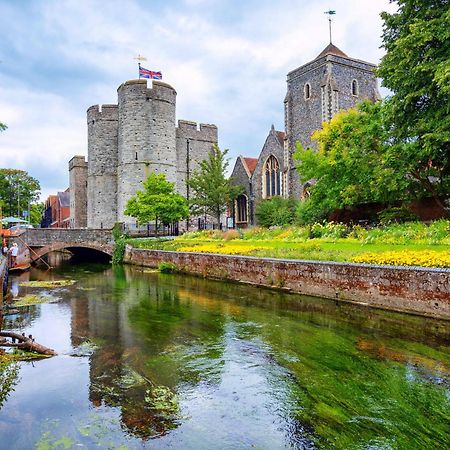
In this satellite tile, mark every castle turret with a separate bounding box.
[116,80,177,223]
[68,155,88,228]
[86,104,118,228]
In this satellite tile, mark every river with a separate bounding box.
[0,253,449,449]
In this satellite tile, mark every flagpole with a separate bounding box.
[324,10,336,45]
[329,16,332,43]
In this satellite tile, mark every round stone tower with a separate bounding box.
[86,104,118,228]
[116,79,177,223]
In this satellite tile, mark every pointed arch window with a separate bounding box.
[352,79,358,96]
[236,194,248,223]
[264,155,281,198]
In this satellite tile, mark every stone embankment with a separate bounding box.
[124,247,450,319]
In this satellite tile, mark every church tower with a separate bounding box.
[284,44,380,198]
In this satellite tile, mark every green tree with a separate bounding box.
[0,122,6,132]
[255,196,298,227]
[0,169,41,218]
[29,202,45,227]
[188,145,243,226]
[377,0,450,209]
[124,173,189,228]
[294,102,403,223]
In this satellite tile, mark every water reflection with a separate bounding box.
[0,254,448,449]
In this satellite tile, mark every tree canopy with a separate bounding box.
[295,1,449,222]
[124,173,189,227]
[377,0,450,204]
[295,102,405,222]
[188,145,243,226]
[0,169,41,219]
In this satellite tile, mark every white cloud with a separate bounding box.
[0,0,398,196]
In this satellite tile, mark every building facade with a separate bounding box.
[70,79,218,229]
[41,191,71,228]
[230,43,380,226]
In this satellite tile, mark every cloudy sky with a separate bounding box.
[0,0,397,201]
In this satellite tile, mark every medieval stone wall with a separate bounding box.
[68,156,88,228]
[251,129,285,203]
[86,104,118,228]
[285,53,379,199]
[73,79,217,228]
[175,120,218,198]
[124,248,450,319]
[230,157,251,198]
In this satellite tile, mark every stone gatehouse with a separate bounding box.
[69,79,218,229]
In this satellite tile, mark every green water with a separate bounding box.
[0,255,449,449]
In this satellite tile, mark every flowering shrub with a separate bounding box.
[352,250,450,268]
[178,243,263,255]
[310,222,349,239]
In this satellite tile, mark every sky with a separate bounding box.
[0,0,398,201]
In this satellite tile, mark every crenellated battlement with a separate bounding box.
[117,79,176,105]
[87,104,118,122]
[176,120,218,141]
[73,76,218,229]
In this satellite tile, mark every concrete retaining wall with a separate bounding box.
[124,247,450,319]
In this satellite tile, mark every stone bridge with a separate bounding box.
[9,228,114,264]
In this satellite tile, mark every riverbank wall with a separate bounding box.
[124,247,450,319]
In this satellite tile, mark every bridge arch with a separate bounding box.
[30,242,113,263]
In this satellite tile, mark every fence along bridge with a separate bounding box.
[9,229,114,265]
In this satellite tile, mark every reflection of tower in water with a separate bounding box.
[69,266,189,438]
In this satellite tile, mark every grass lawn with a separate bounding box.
[126,221,450,268]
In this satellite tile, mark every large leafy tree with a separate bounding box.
[294,102,405,222]
[124,173,189,227]
[188,145,243,226]
[29,202,45,227]
[377,0,450,208]
[0,169,41,218]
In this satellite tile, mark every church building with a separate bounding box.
[230,43,380,227]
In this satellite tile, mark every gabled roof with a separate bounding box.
[316,43,348,59]
[242,157,258,176]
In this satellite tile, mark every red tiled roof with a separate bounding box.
[316,43,348,59]
[243,157,258,175]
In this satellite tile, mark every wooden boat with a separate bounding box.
[9,264,31,273]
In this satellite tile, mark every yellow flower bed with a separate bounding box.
[178,243,263,255]
[352,250,450,268]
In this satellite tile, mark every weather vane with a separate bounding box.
[324,10,336,44]
[134,54,147,67]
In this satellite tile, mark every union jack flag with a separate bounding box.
[139,64,162,80]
